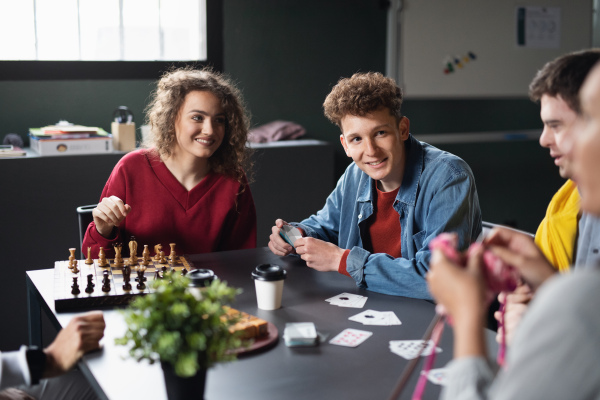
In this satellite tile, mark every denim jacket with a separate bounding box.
[295,135,482,299]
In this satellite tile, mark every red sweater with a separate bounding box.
[339,185,401,276]
[82,149,257,258]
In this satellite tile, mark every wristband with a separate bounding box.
[25,346,47,385]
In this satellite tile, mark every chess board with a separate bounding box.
[54,256,193,313]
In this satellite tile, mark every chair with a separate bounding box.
[76,204,97,258]
[478,221,535,242]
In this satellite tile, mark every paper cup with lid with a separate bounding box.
[251,264,287,310]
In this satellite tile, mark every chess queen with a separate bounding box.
[82,67,257,259]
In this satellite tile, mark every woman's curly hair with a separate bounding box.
[144,66,252,184]
[323,72,403,128]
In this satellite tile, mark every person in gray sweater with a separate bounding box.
[426,61,600,399]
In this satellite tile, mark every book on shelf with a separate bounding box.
[29,125,110,140]
[29,134,114,156]
[0,145,27,157]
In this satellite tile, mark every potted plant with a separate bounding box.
[115,271,243,400]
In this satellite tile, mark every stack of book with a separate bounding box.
[29,123,114,156]
[0,145,27,157]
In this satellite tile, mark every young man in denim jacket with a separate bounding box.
[268,72,482,299]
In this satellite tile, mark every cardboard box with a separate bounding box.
[29,136,114,156]
[111,122,136,151]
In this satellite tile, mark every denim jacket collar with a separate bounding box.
[356,134,423,207]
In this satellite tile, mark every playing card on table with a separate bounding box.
[388,340,442,360]
[349,310,402,326]
[325,292,368,308]
[329,328,373,347]
[424,368,449,386]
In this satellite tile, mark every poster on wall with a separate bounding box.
[516,6,561,49]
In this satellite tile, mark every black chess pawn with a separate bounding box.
[136,269,146,290]
[181,267,188,276]
[154,269,162,280]
[122,265,132,291]
[71,277,80,295]
[85,274,95,294]
[102,271,111,293]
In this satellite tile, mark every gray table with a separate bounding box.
[26,247,497,400]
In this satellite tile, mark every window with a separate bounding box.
[0,0,222,79]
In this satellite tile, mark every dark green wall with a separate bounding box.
[0,1,561,226]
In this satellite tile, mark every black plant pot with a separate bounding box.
[161,360,207,400]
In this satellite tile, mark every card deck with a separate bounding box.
[388,340,442,360]
[329,328,373,347]
[349,309,401,326]
[325,292,368,308]
[280,225,303,248]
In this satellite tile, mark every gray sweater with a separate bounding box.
[442,270,600,400]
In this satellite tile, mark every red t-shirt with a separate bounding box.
[339,185,401,276]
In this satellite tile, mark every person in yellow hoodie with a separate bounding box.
[496,49,600,346]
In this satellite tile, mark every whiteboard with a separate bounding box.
[398,0,592,98]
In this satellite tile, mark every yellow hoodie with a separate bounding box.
[535,180,580,273]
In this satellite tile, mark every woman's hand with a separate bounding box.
[92,196,131,239]
[427,246,488,358]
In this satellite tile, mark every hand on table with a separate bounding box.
[43,311,106,379]
[93,196,131,239]
[484,227,556,291]
[294,237,345,272]
[495,283,532,346]
[268,219,296,256]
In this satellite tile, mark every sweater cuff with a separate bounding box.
[338,249,351,277]
[0,346,31,388]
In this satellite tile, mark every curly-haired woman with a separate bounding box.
[82,67,256,258]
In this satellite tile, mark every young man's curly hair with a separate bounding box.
[144,66,252,184]
[323,72,403,129]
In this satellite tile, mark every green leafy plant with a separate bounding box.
[115,271,243,377]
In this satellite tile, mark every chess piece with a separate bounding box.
[122,265,132,291]
[181,267,188,276]
[159,250,167,264]
[114,243,124,266]
[129,236,138,264]
[98,247,108,267]
[85,274,95,294]
[68,248,78,270]
[154,269,162,280]
[71,277,80,295]
[136,266,147,290]
[102,271,111,293]
[142,245,151,266]
[169,243,177,263]
[85,247,94,265]
[153,244,162,261]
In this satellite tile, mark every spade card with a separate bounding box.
[349,310,402,326]
[326,292,368,308]
[389,340,442,360]
[329,328,373,347]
